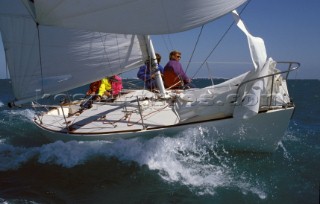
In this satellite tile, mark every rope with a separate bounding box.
[166,80,183,90]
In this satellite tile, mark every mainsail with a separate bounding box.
[0,0,247,104]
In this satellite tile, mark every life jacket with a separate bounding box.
[163,68,183,89]
[98,78,112,96]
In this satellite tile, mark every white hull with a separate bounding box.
[34,92,294,152]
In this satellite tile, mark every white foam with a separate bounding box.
[3,109,35,120]
[0,126,267,197]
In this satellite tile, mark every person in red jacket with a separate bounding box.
[163,50,192,89]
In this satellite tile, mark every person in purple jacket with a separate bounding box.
[137,53,164,90]
[163,50,192,89]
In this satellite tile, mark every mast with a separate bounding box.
[145,35,166,96]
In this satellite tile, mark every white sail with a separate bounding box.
[232,11,269,119]
[27,0,247,34]
[0,0,148,104]
[0,0,248,104]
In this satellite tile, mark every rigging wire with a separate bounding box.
[166,34,174,51]
[161,35,170,53]
[36,23,44,96]
[185,25,204,74]
[20,1,45,95]
[190,0,252,79]
[98,32,123,77]
[160,34,174,53]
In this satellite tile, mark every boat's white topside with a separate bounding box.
[35,90,179,134]
[33,74,296,153]
[34,92,295,152]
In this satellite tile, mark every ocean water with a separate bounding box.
[0,79,319,204]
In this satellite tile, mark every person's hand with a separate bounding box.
[104,91,111,97]
[96,95,101,101]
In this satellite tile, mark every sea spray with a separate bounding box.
[0,126,267,197]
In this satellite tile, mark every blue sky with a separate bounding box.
[1,0,319,79]
[149,0,320,79]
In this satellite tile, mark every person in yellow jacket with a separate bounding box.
[96,77,112,101]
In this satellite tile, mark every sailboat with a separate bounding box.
[0,0,299,152]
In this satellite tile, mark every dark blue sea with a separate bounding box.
[0,79,319,204]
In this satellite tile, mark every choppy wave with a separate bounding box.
[0,126,267,198]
